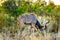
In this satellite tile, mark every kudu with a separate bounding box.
[17,13,44,31]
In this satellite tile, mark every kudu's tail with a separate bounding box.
[36,20,43,31]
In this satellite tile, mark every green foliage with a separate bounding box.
[2,0,18,17]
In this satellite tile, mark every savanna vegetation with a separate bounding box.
[0,0,60,40]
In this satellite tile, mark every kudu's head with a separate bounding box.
[39,20,50,31]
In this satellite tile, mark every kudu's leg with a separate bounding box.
[35,25,40,31]
[17,19,24,40]
[31,23,37,35]
[31,23,39,32]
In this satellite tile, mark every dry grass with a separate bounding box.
[0,26,60,40]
